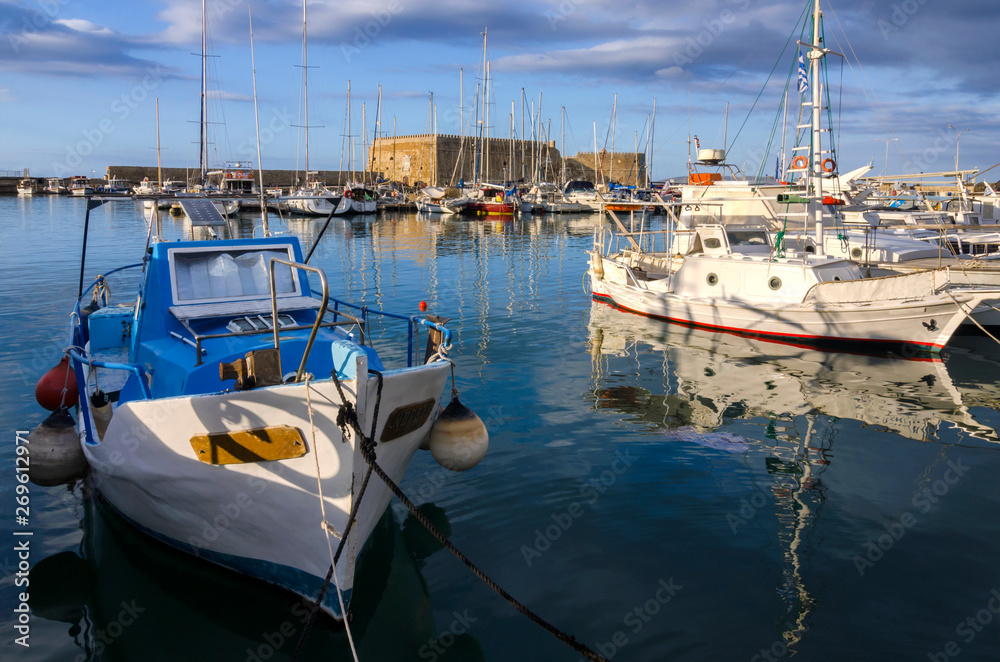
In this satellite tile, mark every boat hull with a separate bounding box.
[81,364,450,618]
[591,254,995,353]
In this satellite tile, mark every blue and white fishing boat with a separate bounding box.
[52,198,487,620]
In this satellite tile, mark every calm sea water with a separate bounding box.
[2,194,1000,661]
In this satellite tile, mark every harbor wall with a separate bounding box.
[105,166,361,188]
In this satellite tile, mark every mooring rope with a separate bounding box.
[946,291,1000,345]
[290,371,382,662]
[304,376,360,662]
[292,368,609,662]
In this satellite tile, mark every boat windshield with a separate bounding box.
[171,248,297,303]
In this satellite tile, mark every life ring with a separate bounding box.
[235,172,243,179]
[821,158,836,173]
[791,156,808,170]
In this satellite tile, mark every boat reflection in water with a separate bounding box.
[587,301,1000,649]
[30,485,484,662]
[588,300,1000,446]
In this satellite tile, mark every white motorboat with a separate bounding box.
[589,2,1000,355]
[16,178,37,195]
[70,176,94,196]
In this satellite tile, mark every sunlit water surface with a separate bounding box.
[2,195,1000,661]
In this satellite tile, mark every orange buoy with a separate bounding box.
[36,356,78,411]
[419,300,428,312]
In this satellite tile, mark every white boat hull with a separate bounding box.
[285,195,339,216]
[335,196,377,215]
[591,252,998,353]
[82,362,450,618]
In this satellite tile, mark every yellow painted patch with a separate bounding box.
[190,425,308,464]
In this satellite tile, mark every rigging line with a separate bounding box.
[726,0,811,156]
[754,36,800,184]
[825,3,910,169]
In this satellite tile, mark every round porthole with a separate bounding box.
[768,277,782,290]
[851,248,863,258]
[805,245,815,254]
[707,273,719,286]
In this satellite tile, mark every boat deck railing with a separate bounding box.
[595,224,698,258]
[317,291,452,367]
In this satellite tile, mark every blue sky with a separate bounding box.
[1,0,998,181]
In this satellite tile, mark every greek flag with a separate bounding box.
[797,51,808,93]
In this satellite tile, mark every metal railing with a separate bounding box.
[318,293,452,367]
[270,257,329,383]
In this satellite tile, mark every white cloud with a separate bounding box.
[54,18,115,35]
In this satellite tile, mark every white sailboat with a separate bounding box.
[283,0,342,217]
[588,0,1000,355]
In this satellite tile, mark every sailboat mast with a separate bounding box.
[249,5,269,235]
[478,28,487,184]
[347,80,352,182]
[520,88,526,181]
[610,92,617,186]
[510,99,515,183]
[361,101,368,187]
[536,92,542,183]
[484,60,491,181]
[593,121,597,184]
[459,69,464,182]
[561,106,565,187]
[649,98,656,189]
[810,0,824,254]
[302,0,309,179]
[155,98,162,190]
[374,83,382,184]
[199,0,207,184]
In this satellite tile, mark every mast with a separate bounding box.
[484,60,491,182]
[520,88,526,181]
[302,0,309,180]
[430,91,435,185]
[593,121,598,184]
[479,27,487,183]
[561,106,566,187]
[610,92,617,186]
[510,99,515,183]
[155,98,162,191]
[459,68,464,183]
[649,98,656,188]
[199,0,207,185]
[361,101,368,183]
[249,5,269,236]
[347,81,352,182]
[536,92,542,183]
[809,0,824,255]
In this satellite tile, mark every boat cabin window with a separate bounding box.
[169,246,299,305]
[726,229,769,246]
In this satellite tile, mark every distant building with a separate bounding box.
[368,134,646,187]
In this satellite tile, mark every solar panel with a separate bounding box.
[179,198,229,226]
